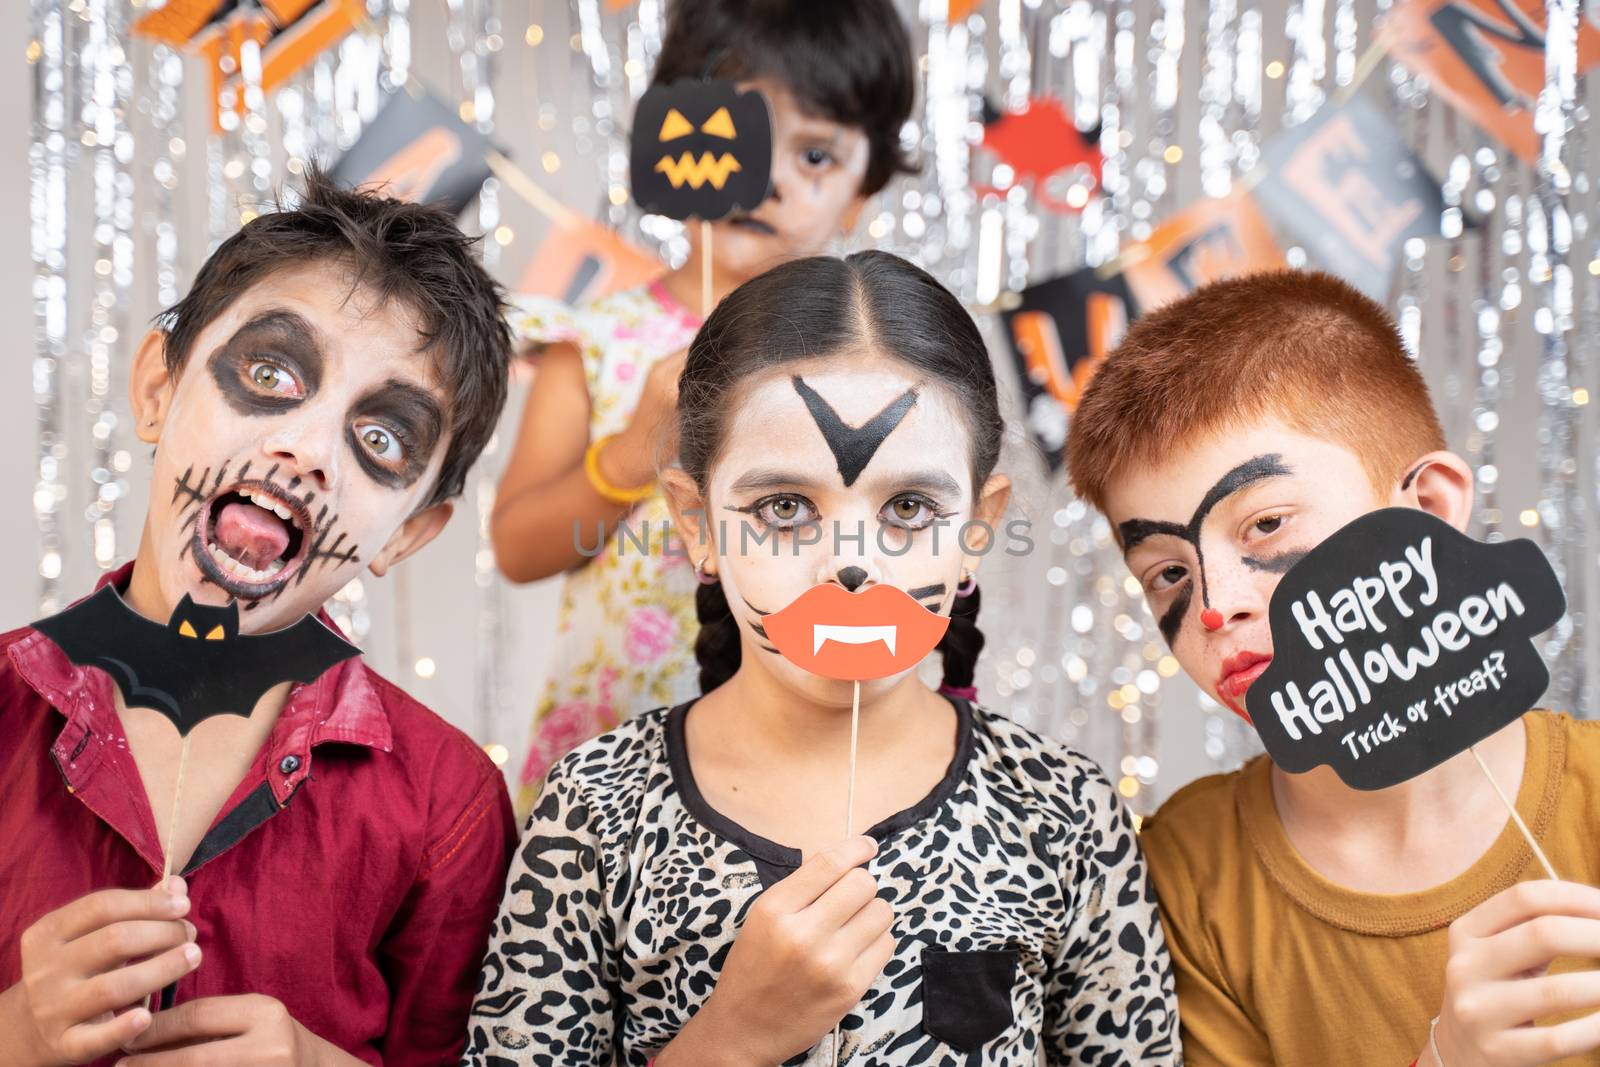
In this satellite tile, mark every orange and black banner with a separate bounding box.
[330,88,497,218]
[1120,191,1286,312]
[1383,0,1600,164]
[1255,95,1450,301]
[1000,268,1136,470]
[517,217,662,306]
[135,0,365,133]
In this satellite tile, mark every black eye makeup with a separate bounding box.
[727,493,820,531]
[207,310,326,416]
[1118,453,1294,642]
[880,492,955,531]
[345,379,445,490]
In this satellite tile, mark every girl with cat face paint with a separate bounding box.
[468,253,1180,1066]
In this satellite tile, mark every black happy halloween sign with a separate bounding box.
[630,78,774,221]
[1249,508,1564,791]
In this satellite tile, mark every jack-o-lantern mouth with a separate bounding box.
[654,151,742,190]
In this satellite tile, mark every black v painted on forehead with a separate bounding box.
[791,376,918,488]
[1117,452,1292,642]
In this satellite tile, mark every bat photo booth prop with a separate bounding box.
[1249,508,1565,792]
[32,587,361,895]
[33,587,360,735]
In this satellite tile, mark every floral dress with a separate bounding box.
[506,280,703,816]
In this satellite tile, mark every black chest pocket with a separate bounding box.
[921,945,1021,1052]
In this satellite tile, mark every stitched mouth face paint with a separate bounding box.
[1119,453,1293,643]
[761,583,951,680]
[174,459,362,606]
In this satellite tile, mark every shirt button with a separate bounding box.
[278,755,302,775]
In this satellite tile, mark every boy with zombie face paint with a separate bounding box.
[1067,270,1600,1067]
[468,253,1179,1066]
[0,170,517,1066]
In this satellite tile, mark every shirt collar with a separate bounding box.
[15,562,392,769]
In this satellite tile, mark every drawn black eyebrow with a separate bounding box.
[868,470,964,500]
[1117,453,1292,637]
[727,469,820,494]
[792,376,919,488]
[906,582,947,600]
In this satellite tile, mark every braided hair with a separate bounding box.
[677,252,1005,694]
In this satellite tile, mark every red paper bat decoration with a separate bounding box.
[976,96,1104,214]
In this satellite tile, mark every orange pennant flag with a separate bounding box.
[1122,192,1286,311]
[1382,0,1600,164]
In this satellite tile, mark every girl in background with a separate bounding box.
[493,0,917,813]
[468,253,1179,1066]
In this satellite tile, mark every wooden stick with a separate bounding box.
[830,679,863,1065]
[147,734,193,1012]
[485,149,578,227]
[700,220,714,319]
[845,679,861,838]
[1470,744,1559,881]
[160,735,193,885]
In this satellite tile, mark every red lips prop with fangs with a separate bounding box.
[762,583,952,681]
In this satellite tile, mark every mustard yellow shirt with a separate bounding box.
[1141,711,1600,1066]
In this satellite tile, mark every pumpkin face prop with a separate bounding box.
[630,78,774,221]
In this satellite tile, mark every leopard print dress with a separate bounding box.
[466,698,1179,1066]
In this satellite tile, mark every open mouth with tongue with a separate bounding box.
[191,482,312,599]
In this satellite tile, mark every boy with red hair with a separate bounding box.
[1068,270,1600,1067]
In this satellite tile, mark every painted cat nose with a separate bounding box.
[837,566,868,591]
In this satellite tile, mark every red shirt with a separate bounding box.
[0,565,517,1065]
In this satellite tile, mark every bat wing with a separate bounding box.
[31,588,182,719]
[31,586,143,662]
[190,615,363,722]
[92,655,183,721]
[259,614,362,686]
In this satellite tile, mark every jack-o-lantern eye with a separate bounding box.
[701,106,736,139]
[659,108,694,142]
[205,625,226,640]
[178,619,198,638]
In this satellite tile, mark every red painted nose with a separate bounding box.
[1200,608,1225,631]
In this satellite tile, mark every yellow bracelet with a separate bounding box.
[584,434,657,505]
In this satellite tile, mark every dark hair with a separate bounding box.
[679,251,1003,695]
[651,0,917,196]
[157,164,512,509]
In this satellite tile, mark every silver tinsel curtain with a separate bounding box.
[25,0,1597,813]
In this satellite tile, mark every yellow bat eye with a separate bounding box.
[205,625,226,641]
[659,108,693,142]
[701,106,736,139]
[178,620,198,638]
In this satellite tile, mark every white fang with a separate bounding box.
[813,624,897,656]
